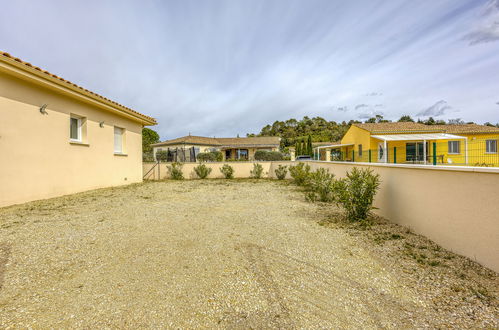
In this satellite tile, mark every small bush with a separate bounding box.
[289,162,311,186]
[254,150,284,161]
[306,168,335,202]
[334,167,380,222]
[220,164,234,179]
[155,150,168,162]
[250,163,264,179]
[197,151,223,162]
[167,162,184,180]
[193,164,212,179]
[143,151,155,162]
[274,165,288,180]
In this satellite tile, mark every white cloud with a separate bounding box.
[464,0,499,45]
[416,100,454,117]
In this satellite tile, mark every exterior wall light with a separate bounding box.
[99,121,105,128]
[39,104,48,114]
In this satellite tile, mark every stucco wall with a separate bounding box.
[144,161,499,272]
[0,72,144,207]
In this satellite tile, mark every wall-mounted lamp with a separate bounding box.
[99,121,105,128]
[39,104,48,115]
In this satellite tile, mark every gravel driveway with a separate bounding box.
[0,180,497,328]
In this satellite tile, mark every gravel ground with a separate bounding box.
[0,180,497,328]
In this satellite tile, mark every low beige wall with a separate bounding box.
[143,162,274,180]
[144,161,499,272]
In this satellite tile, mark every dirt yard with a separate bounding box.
[0,180,497,328]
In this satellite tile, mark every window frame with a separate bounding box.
[448,141,461,155]
[114,126,125,154]
[70,116,82,142]
[485,139,498,154]
[358,144,363,157]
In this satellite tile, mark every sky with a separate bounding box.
[1,0,498,140]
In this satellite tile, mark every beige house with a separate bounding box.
[151,135,280,161]
[0,51,156,207]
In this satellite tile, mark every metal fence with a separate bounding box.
[317,137,499,167]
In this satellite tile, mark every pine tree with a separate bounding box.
[295,141,301,156]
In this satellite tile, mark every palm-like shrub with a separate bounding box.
[250,163,264,179]
[289,162,311,186]
[334,167,380,222]
[274,165,288,180]
[194,164,212,179]
[220,164,234,179]
[167,162,184,180]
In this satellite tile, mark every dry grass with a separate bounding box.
[0,180,497,328]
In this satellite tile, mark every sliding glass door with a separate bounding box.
[406,142,428,162]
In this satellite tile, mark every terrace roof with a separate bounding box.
[371,133,466,141]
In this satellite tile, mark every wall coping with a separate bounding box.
[144,160,499,174]
[309,160,499,174]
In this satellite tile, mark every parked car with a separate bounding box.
[295,155,312,161]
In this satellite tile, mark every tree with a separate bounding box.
[142,128,160,153]
[307,135,313,156]
[398,115,414,122]
[425,117,436,125]
[447,118,465,125]
[295,141,301,156]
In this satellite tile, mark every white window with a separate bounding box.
[486,140,497,153]
[70,116,82,141]
[114,127,124,153]
[448,141,460,154]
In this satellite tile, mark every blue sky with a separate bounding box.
[1,0,498,140]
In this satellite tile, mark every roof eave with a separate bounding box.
[0,55,157,126]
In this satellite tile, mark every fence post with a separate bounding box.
[433,142,437,165]
[352,150,355,162]
[394,147,397,164]
[369,149,372,163]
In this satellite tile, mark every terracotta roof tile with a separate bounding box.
[152,135,280,148]
[1,51,156,125]
[354,122,443,133]
[432,124,499,134]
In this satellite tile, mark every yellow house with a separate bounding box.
[0,51,156,207]
[314,122,499,166]
[151,135,280,161]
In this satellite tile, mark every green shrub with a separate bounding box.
[143,151,155,162]
[334,167,380,222]
[254,150,284,161]
[220,164,234,179]
[250,163,264,179]
[167,162,184,180]
[155,150,168,162]
[197,151,223,162]
[306,168,335,202]
[193,164,212,179]
[289,162,311,186]
[274,165,288,180]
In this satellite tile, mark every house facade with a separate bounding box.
[0,52,156,207]
[314,122,499,166]
[151,135,280,161]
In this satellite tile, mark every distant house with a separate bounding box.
[0,51,156,207]
[151,135,280,161]
[313,122,499,166]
